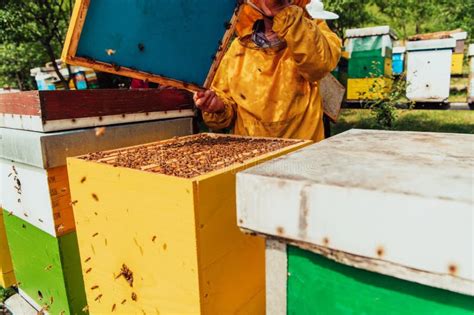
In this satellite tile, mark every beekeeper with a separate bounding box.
[194,0,341,142]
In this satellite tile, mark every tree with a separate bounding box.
[0,43,47,90]
[324,0,373,38]
[0,0,75,90]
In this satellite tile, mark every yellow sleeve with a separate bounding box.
[273,5,342,82]
[202,42,238,130]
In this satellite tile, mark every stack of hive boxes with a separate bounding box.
[66,134,309,314]
[345,26,396,101]
[0,89,194,313]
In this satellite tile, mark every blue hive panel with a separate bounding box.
[74,0,237,87]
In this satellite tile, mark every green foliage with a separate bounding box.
[0,0,74,89]
[0,286,15,303]
[0,43,47,90]
[325,1,372,38]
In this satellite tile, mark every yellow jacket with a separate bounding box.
[203,5,342,142]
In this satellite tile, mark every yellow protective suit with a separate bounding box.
[203,5,342,142]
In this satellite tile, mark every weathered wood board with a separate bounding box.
[67,134,310,314]
[62,0,240,91]
[0,89,194,132]
[237,129,474,296]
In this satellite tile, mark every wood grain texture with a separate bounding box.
[0,91,41,116]
[0,89,194,120]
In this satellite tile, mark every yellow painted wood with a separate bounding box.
[451,53,464,75]
[67,137,309,315]
[0,211,15,288]
[347,78,393,100]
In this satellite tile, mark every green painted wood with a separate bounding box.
[348,56,390,78]
[3,211,87,314]
[287,246,474,315]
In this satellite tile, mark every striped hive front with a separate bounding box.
[67,134,310,315]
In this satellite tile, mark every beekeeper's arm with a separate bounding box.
[195,49,237,130]
[273,5,342,82]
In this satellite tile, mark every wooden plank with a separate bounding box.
[0,89,193,120]
[237,129,474,296]
[265,239,287,315]
[0,91,41,116]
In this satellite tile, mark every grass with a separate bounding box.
[332,109,474,136]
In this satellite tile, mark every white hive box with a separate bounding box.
[406,39,456,102]
[237,129,474,296]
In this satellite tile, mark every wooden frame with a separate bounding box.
[62,0,241,92]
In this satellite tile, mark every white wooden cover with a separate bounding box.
[345,26,395,38]
[407,38,456,51]
[237,130,474,295]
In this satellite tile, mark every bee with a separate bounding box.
[95,127,106,137]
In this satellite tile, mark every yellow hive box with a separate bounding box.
[347,77,393,101]
[0,211,15,288]
[451,53,464,75]
[67,134,310,315]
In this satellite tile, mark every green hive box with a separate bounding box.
[348,56,392,78]
[288,246,474,315]
[3,211,86,314]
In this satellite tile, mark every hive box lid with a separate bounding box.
[407,38,456,51]
[62,0,239,91]
[0,118,193,169]
[237,129,474,296]
[0,89,194,132]
[393,46,406,54]
[345,26,397,39]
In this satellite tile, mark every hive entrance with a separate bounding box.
[82,134,300,178]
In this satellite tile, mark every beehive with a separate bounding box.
[67,134,310,315]
[346,77,392,101]
[406,39,456,103]
[0,118,193,311]
[237,129,474,314]
[0,211,15,288]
